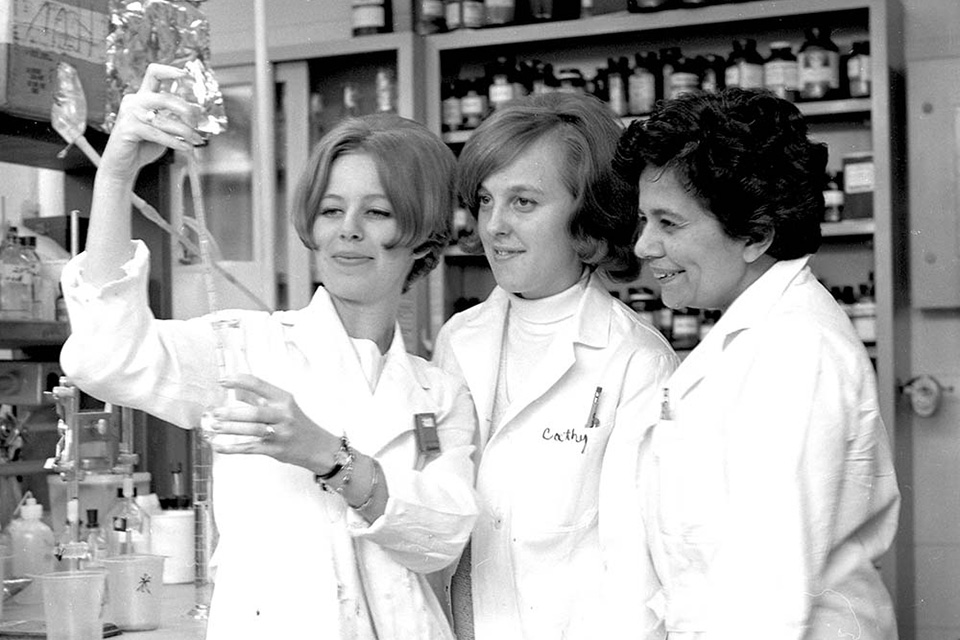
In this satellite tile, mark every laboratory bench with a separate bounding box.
[1,583,206,639]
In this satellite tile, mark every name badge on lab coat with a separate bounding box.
[414,413,441,457]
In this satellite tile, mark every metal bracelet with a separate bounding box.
[350,459,381,513]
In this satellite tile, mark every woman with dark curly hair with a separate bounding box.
[432,92,677,638]
[620,88,899,638]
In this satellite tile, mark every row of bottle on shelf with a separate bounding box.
[617,273,877,350]
[441,28,870,133]
[413,0,767,35]
[0,225,66,323]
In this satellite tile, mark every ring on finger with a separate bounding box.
[263,425,276,440]
[144,108,158,124]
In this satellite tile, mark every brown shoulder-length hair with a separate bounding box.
[456,92,640,282]
[292,113,457,291]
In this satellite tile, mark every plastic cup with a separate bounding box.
[41,570,106,640]
[103,554,165,631]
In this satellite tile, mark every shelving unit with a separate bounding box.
[422,0,908,619]
[422,1,908,621]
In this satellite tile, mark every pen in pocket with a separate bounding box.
[585,386,602,429]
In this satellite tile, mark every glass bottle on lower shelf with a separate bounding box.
[105,477,151,556]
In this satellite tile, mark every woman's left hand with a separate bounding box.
[208,374,341,472]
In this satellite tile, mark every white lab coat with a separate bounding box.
[59,241,479,640]
[640,257,899,639]
[433,273,677,639]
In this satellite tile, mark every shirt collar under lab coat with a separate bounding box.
[462,270,615,350]
[452,271,614,442]
[668,255,812,401]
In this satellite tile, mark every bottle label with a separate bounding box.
[0,263,31,285]
[445,1,461,28]
[375,70,395,112]
[353,4,386,30]
[462,1,484,27]
[488,82,514,108]
[799,50,840,90]
[443,97,462,128]
[669,72,699,99]
[422,0,444,18]
[847,55,871,82]
[764,60,799,90]
[344,84,359,110]
[738,62,764,90]
[847,54,871,97]
[844,161,875,194]
[725,65,739,88]
[608,76,627,116]
[461,95,485,116]
[628,72,656,114]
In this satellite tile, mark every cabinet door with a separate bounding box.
[908,57,960,308]
[168,65,277,319]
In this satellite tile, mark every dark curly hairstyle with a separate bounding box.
[457,92,640,282]
[292,114,456,293]
[615,88,828,260]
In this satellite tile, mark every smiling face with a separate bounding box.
[477,136,583,299]
[312,152,419,307]
[634,166,771,311]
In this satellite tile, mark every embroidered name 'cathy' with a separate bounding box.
[541,427,588,454]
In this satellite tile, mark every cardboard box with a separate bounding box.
[842,151,874,220]
[0,0,109,125]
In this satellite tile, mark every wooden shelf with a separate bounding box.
[443,97,874,144]
[0,321,70,349]
[821,219,875,237]
[798,97,872,119]
[0,112,106,172]
[426,0,869,51]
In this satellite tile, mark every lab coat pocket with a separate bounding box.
[511,509,602,638]
[653,418,724,542]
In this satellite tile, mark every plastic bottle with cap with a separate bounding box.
[7,492,55,604]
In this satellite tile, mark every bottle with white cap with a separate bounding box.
[7,492,55,604]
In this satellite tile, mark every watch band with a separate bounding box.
[316,435,351,481]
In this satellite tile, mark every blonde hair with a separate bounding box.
[292,114,457,291]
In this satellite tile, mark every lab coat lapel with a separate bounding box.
[281,288,430,457]
[358,331,436,457]
[666,256,813,402]
[449,289,510,448]
[282,287,372,402]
